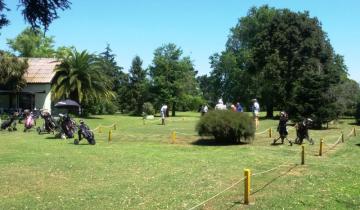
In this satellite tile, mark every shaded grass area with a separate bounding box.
[0,112,359,209]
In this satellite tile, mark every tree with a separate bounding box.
[98,44,127,112]
[51,50,114,107]
[149,43,198,116]
[0,51,28,91]
[55,45,75,59]
[7,27,55,57]
[128,56,148,115]
[331,78,360,117]
[0,0,71,31]
[208,5,347,127]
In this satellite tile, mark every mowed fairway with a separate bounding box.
[0,112,359,209]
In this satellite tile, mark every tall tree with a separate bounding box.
[0,0,71,31]
[7,27,55,57]
[149,43,198,116]
[52,50,114,106]
[0,51,28,91]
[209,5,347,127]
[98,44,127,112]
[128,56,148,115]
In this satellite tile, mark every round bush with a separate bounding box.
[142,102,155,115]
[196,110,255,144]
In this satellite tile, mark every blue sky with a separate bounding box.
[1,0,359,81]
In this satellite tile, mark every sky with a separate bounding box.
[0,0,359,81]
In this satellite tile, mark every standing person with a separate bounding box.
[251,99,260,129]
[230,104,236,112]
[236,102,243,112]
[160,104,168,125]
[201,104,208,116]
[215,99,226,110]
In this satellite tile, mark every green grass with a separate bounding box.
[0,112,359,209]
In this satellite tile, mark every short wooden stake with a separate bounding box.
[143,119,145,125]
[319,139,323,156]
[108,130,112,142]
[341,131,344,143]
[171,131,176,144]
[113,124,117,130]
[301,145,305,165]
[269,128,272,138]
[353,127,356,136]
[98,126,102,133]
[244,169,251,205]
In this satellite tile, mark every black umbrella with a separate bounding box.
[54,99,80,108]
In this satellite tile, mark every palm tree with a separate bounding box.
[52,50,114,105]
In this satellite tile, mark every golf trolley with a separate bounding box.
[273,112,292,146]
[294,118,314,145]
[74,120,96,145]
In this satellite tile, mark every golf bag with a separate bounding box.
[1,112,18,131]
[273,112,292,146]
[294,118,314,145]
[24,111,36,132]
[58,114,77,139]
[74,120,95,145]
[37,111,57,134]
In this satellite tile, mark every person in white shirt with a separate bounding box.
[215,99,227,110]
[160,104,168,125]
[251,99,260,129]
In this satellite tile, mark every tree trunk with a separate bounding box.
[266,104,274,118]
[172,101,176,117]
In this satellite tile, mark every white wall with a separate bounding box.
[22,83,52,112]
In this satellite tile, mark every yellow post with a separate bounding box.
[171,131,176,144]
[341,131,344,143]
[319,139,323,156]
[354,127,356,137]
[244,169,251,205]
[301,145,305,165]
[98,126,102,133]
[269,128,272,138]
[108,129,112,143]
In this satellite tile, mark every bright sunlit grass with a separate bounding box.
[0,112,359,209]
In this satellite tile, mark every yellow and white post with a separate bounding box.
[108,129,112,143]
[353,127,356,137]
[301,145,305,165]
[269,128,272,138]
[319,138,323,156]
[244,169,251,205]
[171,131,176,144]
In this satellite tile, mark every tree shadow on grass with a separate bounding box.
[356,143,360,147]
[67,142,93,146]
[81,116,103,120]
[45,136,61,140]
[191,138,249,146]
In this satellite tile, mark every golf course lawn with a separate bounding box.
[0,112,359,209]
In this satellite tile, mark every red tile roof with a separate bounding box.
[24,58,60,84]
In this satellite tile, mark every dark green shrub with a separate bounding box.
[142,102,155,115]
[355,102,360,124]
[196,110,255,144]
